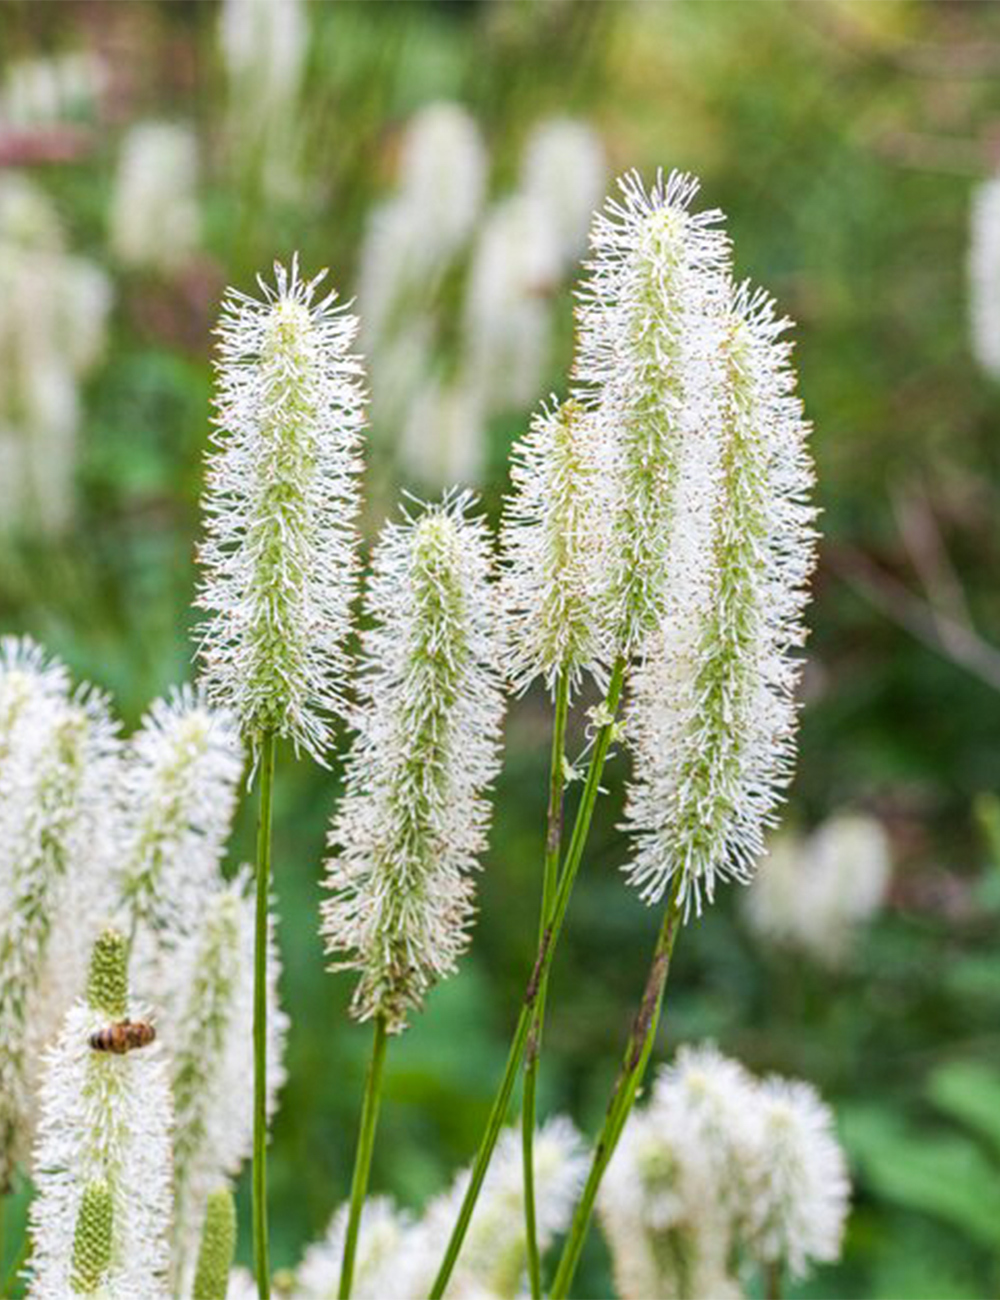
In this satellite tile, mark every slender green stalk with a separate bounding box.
[429,657,626,1300]
[338,1015,389,1300]
[766,1259,783,1300]
[1,1227,29,1300]
[522,672,570,1300]
[550,880,684,1300]
[253,731,276,1300]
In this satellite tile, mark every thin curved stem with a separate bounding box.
[253,731,276,1300]
[550,880,684,1299]
[339,1015,389,1300]
[522,673,570,1299]
[429,657,627,1300]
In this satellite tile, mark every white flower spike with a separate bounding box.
[623,280,817,917]
[196,256,365,764]
[321,493,506,1031]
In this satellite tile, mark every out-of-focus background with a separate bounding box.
[2,0,1000,1295]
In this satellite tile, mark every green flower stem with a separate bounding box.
[2,1227,30,1300]
[550,879,684,1300]
[429,657,627,1300]
[522,672,570,1300]
[338,1015,389,1300]
[766,1260,783,1300]
[253,731,276,1300]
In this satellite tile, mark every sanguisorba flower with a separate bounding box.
[196,256,365,764]
[117,686,242,944]
[623,280,816,916]
[574,169,731,656]
[321,494,506,1031]
[28,930,173,1299]
[500,396,610,697]
[0,639,119,1189]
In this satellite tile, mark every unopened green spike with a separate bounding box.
[192,1189,237,1300]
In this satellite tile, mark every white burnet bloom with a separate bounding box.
[968,177,1000,379]
[109,121,200,273]
[574,169,731,656]
[28,932,173,1299]
[196,257,365,764]
[744,813,892,967]
[117,686,242,943]
[163,872,288,1289]
[599,1045,849,1299]
[0,639,120,1189]
[296,1196,411,1299]
[0,51,105,128]
[622,279,817,916]
[227,1268,258,1300]
[321,495,506,1031]
[398,373,487,489]
[520,117,606,270]
[219,0,305,118]
[500,397,611,697]
[398,103,488,261]
[464,194,561,415]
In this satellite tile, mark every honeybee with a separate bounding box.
[88,1019,156,1055]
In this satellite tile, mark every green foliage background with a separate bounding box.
[3,2,1000,1296]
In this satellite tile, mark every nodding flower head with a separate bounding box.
[321,493,506,1032]
[574,169,731,655]
[195,256,365,765]
[622,279,816,919]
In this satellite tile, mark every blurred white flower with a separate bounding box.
[521,117,606,270]
[220,0,306,119]
[0,51,105,128]
[296,1197,410,1299]
[968,176,1000,379]
[744,813,892,967]
[398,102,488,259]
[195,257,365,764]
[399,373,487,488]
[321,495,506,1031]
[109,121,200,273]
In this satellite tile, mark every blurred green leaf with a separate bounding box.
[927,1061,1000,1161]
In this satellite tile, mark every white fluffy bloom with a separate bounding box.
[321,495,506,1031]
[398,373,487,489]
[109,121,200,273]
[163,873,287,1288]
[464,194,561,415]
[599,1045,849,1298]
[574,169,731,655]
[744,814,892,967]
[28,931,173,1298]
[748,1078,850,1279]
[398,103,488,260]
[969,177,1000,378]
[521,117,606,269]
[117,686,242,944]
[296,1197,411,1299]
[0,51,105,128]
[196,257,365,764]
[622,279,816,916]
[500,397,611,696]
[0,639,120,1189]
[219,0,305,116]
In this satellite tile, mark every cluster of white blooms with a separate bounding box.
[116,686,242,944]
[0,173,111,534]
[196,257,365,764]
[321,496,506,1031]
[163,872,287,1288]
[0,639,120,1189]
[0,50,105,128]
[357,102,604,488]
[28,930,173,1298]
[574,171,815,916]
[968,176,1000,379]
[744,813,892,967]
[599,1045,849,1299]
[109,121,200,273]
[500,397,611,697]
[293,1118,585,1298]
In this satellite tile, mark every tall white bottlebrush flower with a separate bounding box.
[748,1078,850,1281]
[968,176,1000,379]
[117,686,242,943]
[744,813,892,967]
[109,122,200,273]
[321,495,506,1031]
[165,872,288,1287]
[574,169,731,656]
[500,397,611,696]
[520,117,606,270]
[0,639,120,1189]
[196,257,365,763]
[28,930,173,1298]
[622,281,817,916]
